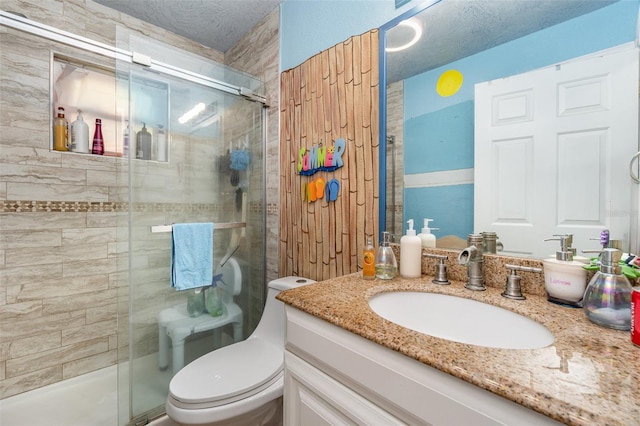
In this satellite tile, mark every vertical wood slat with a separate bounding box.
[279,30,379,281]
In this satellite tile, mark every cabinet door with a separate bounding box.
[284,351,407,426]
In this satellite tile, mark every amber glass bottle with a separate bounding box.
[363,236,376,280]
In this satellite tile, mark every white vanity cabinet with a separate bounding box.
[283,307,562,426]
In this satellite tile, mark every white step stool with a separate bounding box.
[158,256,243,374]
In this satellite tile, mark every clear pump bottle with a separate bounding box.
[375,231,397,279]
[582,248,632,330]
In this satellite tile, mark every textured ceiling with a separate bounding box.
[386,0,618,84]
[94,0,617,76]
[94,0,283,53]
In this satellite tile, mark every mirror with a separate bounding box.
[379,0,640,258]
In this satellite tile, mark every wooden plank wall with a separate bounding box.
[279,29,379,281]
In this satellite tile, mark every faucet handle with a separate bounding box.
[502,264,542,300]
[423,253,450,285]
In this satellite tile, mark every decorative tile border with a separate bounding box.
[1,200,266,214]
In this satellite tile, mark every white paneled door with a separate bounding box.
[475,45,639,257]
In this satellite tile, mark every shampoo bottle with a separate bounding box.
[418,218,437,248]
[53,106,68,151]
[70,110,89,153]
[92,118,104,155]
[400,219,422,278]
[136,123,152,160]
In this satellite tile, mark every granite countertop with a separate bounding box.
[277,271,640,426]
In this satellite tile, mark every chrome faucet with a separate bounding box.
[457,234,486,291]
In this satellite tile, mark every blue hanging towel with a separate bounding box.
[171,223,214,291]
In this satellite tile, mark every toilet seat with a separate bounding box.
[168,337,283,410]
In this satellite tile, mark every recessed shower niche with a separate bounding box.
[52,54,171,162]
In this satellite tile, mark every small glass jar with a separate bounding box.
[186,289,205,317]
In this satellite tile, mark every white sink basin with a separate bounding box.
[368,292,554,350]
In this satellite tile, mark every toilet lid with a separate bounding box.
[169,338,283,407]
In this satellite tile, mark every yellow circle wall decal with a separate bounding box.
[436,69,463,97]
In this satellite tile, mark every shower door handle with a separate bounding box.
[631,151,640,184]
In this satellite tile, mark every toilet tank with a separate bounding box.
[250,276,315,344]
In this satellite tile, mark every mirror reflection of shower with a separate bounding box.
[386,134,397,240]
[385,80,405,241]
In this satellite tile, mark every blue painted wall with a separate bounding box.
[403,0,638,239]
[280,0,416,71]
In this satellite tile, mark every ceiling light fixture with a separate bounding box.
[178,102,206,124]
[386,18,422,53]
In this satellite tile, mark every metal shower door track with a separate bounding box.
[0,10,266,104]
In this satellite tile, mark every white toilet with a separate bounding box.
[165,276,314,426]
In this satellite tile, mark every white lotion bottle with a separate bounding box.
[418,218,437,248]
[400,219,422,278]
[70,109,89,153]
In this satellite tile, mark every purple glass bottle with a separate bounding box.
[92,118,104,155]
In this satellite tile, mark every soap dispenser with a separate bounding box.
[418,218,437,248]
[400,220,422,278]
[375,231,397,280]
[542,234,588,307]
[582,248,632,330]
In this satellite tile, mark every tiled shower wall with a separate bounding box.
[386,80,404,240]
[0,0,280,399]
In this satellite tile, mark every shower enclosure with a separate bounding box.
[115,34,268,424]
[0,11,267,425]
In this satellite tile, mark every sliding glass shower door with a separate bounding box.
[116,34,266,425]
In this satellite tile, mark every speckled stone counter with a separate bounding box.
[277,252,639,426]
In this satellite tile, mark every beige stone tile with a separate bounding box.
[0,262,62,287]
[43,288,117,315]
[61,242,108,262]
[86,212,118,228]
[62,349,117,380]
[0,341,9,362]
[4,245,63,267]
[7,182,109,202]
[106,241,127,257]
[0,249,4,268]
[0,365,61,399]
[0,212,86,231]
[6,337,108,379]
[7,275,109,303]
[61,153,117,173]
[0,182,6,199]
[62,227,116,245]
[0,1,63,27]
[0,300,42,321]
[8,332,61,359]
[0,309,84,341]
[0,145,62,168]
[61,257,117,278]
[0,126,49,150]
[86,302,117,325]
[0,229,61,249]
[61,318,116,346]
[0,361,5,381]
[0,163,87,185]
[108,334,117,351]
[86,169,117,187]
